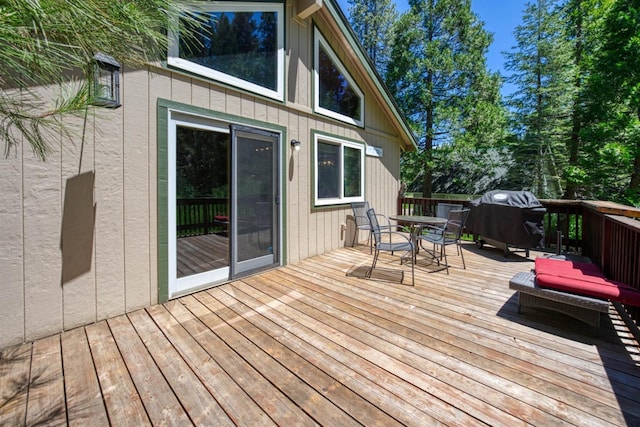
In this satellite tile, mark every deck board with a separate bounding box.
[126,309,231,425]
[107,315,193,426]
[60,327,109,426]
[26,336,66,426]
[0,343,32,426]
[84,321,150,425]
[1,243,639,426]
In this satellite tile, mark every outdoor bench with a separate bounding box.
[509,256,640,334]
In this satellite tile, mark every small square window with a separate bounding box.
[92,53,121,108]
[314,133,365,206]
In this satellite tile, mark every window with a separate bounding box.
[314,27,364,126]
[314,133,365,206]
[168,2,285,100]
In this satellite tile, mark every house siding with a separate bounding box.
[0,2,408,349]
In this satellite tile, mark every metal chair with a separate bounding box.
[418,208,469,274]
[366,208,414,286]
[435,202,462,219]
[350,201,373,252]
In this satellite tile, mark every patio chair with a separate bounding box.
[366,208,415,286]
[350,201,373,252]
[418,208,469,274]
[435,202,463,219]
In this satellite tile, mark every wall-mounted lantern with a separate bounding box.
[92,53,121,108]
[291,139,302,151]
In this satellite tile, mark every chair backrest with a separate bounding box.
[445,208,470,239]
[351,201,370,228]
[436,203,463,219]
[366,208,382,244]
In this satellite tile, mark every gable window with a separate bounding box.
[314,133,364,206]
[168,2,285,100]
[314,27,364,127]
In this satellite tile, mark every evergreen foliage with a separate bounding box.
[385,0,504,196]
[347,0,398,77]
[582,0,640,205]
[0,0,201,159]
[504,0,575,198]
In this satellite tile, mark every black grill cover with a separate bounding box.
[467,190,546,249]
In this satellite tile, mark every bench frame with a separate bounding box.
[509,271,610,335]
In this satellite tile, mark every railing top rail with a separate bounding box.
[400,196,640,217]
[538,199,582,207]
[581,200,640,218]
[605,214,640,230]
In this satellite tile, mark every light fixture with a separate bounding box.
[291,139,301,151]
[92,53,121,108]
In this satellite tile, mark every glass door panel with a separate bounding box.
[231,126,279,276]
[174,125,230,294]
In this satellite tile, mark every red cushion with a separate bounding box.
[534,258,640,305]
[536,273,640,305]
[214,215,229,222]
[535,257,603,277]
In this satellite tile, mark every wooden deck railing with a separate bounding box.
[176,197,228,237]
[176,196,271,237]
[398,196,640,325]
[580,201,640,324]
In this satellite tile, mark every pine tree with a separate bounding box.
[385,0,500,197]
[582,0,640,205]
[560,0,613,199]
[504,0,575,198]
[348,0,398,78]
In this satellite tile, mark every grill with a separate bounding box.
[467,190,546,256]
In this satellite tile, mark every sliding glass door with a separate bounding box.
[168,114,280,298]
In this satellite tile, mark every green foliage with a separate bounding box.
[347,0,398,76]
[385,0,505,196]
[0,0,202,160]
[504,0,576,198]
[350,0,638,205]
[581,0,640,205]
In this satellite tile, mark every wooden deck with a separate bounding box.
[1,243,639,426]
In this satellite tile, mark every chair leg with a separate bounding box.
[367,250,379,278]
[410,247,415,285]
[458,242,466,269]
[442,245,449,275]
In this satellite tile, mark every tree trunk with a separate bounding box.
[423,74,434,198]
[630,153,640,191]
[564,0,582,200]
[422,0,435,199]
[630,111,640,191]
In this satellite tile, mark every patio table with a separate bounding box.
[389,215,448,262]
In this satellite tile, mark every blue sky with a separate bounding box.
[336,0,529,96]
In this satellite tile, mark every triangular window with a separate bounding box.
[314,27,364,126]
